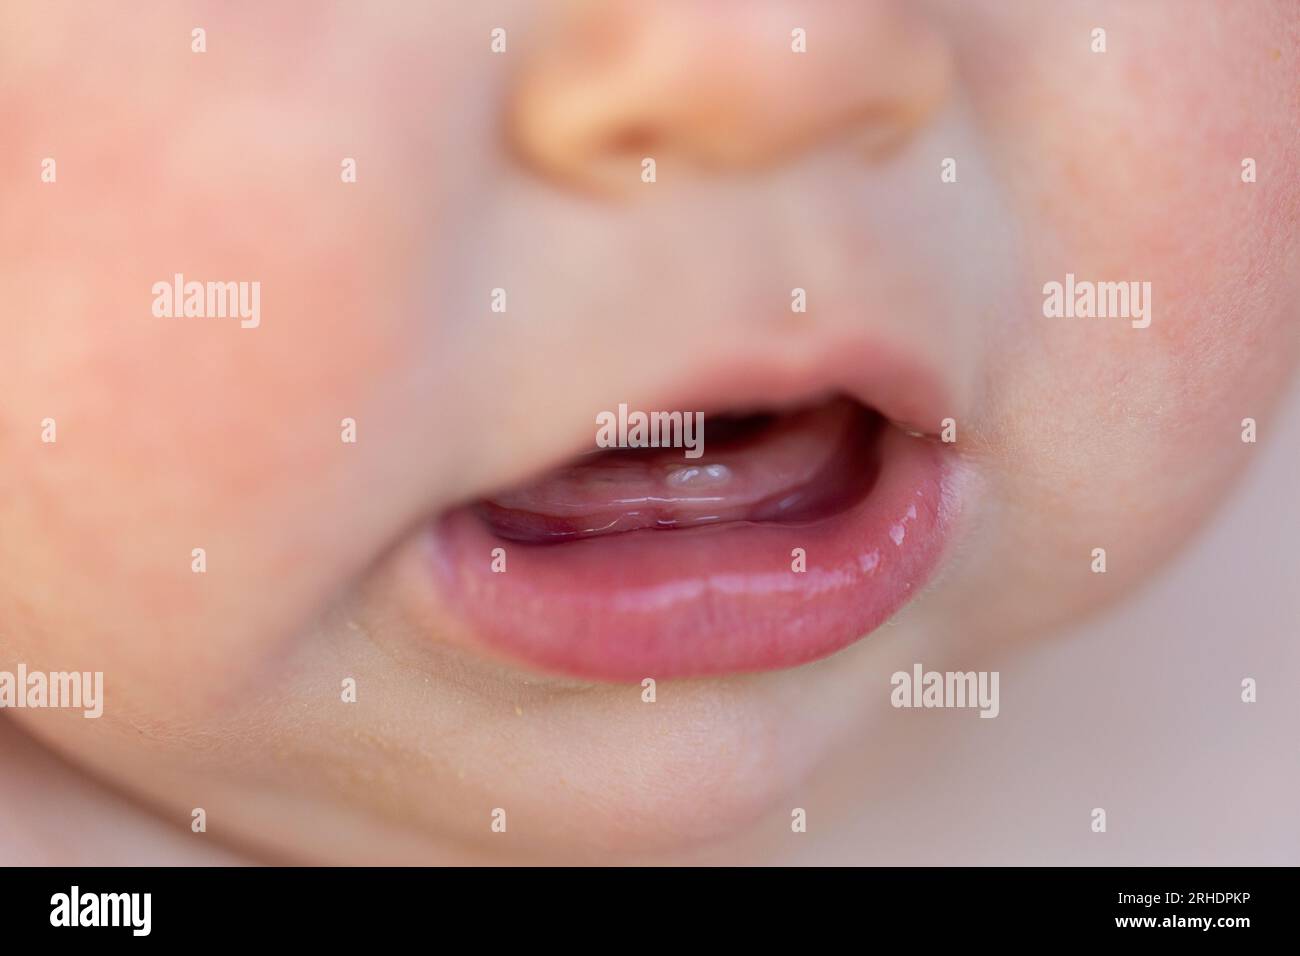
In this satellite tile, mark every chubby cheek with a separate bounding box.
[3,249,395,719]
[0,11,458,721]
[957,7,1300,624]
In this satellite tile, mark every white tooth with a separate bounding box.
[666,463,732,489]
[887,417,926,437]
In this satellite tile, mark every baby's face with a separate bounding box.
[4,1,1297,862]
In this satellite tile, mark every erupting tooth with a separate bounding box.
[888,418,927,438]
[665,463,732,489]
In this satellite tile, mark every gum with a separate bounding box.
[478,399,883,541]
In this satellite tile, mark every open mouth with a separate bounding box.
[476,398,883,542]
[425,383,957,681]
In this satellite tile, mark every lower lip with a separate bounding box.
[425,426,955,681]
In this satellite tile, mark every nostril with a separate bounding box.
[604,124,660,159]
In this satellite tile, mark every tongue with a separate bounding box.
[477,399,883,543]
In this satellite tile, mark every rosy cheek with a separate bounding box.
[1033,111,1295,429]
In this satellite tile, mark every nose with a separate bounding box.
[508,0,952,194]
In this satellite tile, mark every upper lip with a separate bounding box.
[455,331,955,510]
[651,334,953,433]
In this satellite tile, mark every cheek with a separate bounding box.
[0,4,505,740]
[0,19,442,719]
[961,4,1300,618]
[997,0,1299,371]
[1045,112,1297,476]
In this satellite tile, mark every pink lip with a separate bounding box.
[429,426,952,680]
[423,339,959,681]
